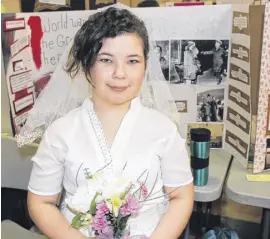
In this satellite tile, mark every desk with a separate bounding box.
[226,159,270,239]
[1,220,45,239]
[1,135,37,190]
[194,149,233,237]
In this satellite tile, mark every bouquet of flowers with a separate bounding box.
[66,175,149,239]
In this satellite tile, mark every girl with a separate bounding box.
[19,5,194,239]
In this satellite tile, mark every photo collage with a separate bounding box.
[155,39,229,149]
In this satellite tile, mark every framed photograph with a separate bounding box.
[196,88,225,122]
[175,100,188,113]
[267,95,270,136]
[170,39,229,85]
[155,40,170,81]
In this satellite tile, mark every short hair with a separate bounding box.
[65,7,149,83]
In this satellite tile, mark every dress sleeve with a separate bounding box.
[28,129,66,195]
[161,128,193,187]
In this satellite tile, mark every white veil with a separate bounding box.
[16,3,180,147]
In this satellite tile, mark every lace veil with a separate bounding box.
[16,3,180,147]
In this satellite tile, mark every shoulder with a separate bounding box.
[45,107,82,148]
[140,106,177,136]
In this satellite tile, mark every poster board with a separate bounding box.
[224,5,266,172]
[1,10,91,133]
[1,5,232,142]
[224,5,251,167]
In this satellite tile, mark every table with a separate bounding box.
[194,149,233,237]
[226,159,270,239]
[1,135,37,190]
[1,220,45,239]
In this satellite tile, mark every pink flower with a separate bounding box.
[139,182,148,198]
[96,225,114,239]
[92,203,111,235]
[96,202,110,216]
[120,194,140,217]
[92,214,108,234]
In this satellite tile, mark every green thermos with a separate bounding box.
[190,128,211,186]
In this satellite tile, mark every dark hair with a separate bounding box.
[156,45,162,53]
[137,0,159,7]
[65,7,149,83]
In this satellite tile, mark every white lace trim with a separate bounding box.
[85,106,115,188]
[15,128,43,147]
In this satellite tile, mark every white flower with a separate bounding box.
[102,177,132,199]
[102,177,132,217]
[65,183,96,214]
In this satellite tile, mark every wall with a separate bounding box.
[1,0,21,13]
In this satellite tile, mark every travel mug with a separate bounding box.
[190,128,211,186]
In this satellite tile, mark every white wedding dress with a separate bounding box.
[28,97,193,237]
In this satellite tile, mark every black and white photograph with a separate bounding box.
[155,40,170,81]
[170,39,229,85]
[170,40,184,84]
[197,88,225,122]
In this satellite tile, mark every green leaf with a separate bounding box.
[71,213,83,229]
[118,215,129,230]
[72,220,82,229]
[89,192,100,215]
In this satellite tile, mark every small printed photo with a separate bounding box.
[12,60,24,72]
[186,122,224,149]
[170,40,184,84]
[155,40,170,82]
[14,111,29,133]
[175,100,188,113]
[170,39,229,85]
[197,88,225,122]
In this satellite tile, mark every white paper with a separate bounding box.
[233,15,248,30]
[39,0,66,5]
[5,19,25,30]
[10,36,29,57]
[14,94,34,113]
[232,46,249,60]
[13,60,24,72]
[10,71,33,93]
[14,111,29,130]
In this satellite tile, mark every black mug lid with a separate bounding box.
[190,128,211,142]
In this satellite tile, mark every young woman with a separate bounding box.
[18,5,194,239]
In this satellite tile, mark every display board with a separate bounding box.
[1,5,231,139]
[18,6,270,173]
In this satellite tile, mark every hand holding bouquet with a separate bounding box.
[66,176,149,239]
